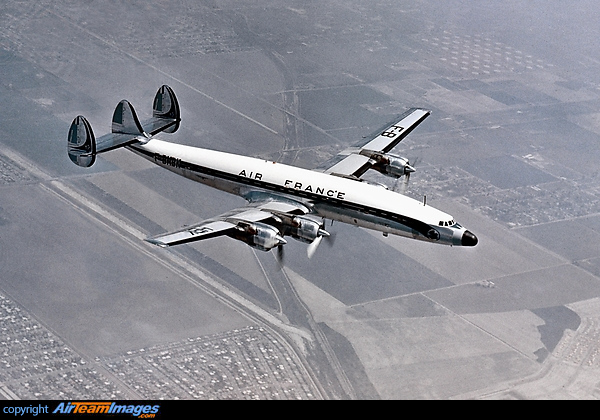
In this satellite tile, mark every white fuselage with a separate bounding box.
[128,139,469,246]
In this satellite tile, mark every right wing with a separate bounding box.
[315,108,430,179]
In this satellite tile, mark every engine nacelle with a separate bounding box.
[360,149,415,179]
[381,154,414,178]
[232,222,286,251]
[288,216,324,243]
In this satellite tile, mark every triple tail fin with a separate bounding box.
[67,85,181,167]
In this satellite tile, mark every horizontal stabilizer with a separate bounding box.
[91,99,148,155]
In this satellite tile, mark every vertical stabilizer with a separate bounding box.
[144,84,181,135]
[67,115,96,167]
[112,100,145,135]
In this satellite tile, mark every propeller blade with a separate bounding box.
[400,157,417,194]
[392,177,399,192]
[307,235,323,259]
[401,172,410,193]
[327,231,336,247]
[275,244,285,268]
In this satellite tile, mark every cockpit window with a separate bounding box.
[439,220,456,227]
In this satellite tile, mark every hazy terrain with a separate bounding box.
[1,0,600,399]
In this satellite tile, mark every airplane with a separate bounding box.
[67,85,477,259]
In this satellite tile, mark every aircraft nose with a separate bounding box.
[461,230,478,247]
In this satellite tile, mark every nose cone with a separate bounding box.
[461,230,478,247]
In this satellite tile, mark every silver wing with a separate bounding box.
[145,197,327,256]
[317,108,430,179]
[146,207,280,247]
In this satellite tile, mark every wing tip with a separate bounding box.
[145,237,169,248]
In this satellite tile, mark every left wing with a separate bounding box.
[145,197,328,256]
[316,108,430,179]
[145,207,278,248]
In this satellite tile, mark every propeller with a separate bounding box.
[274,220,333,263]
[307,235,322,259]
[307,226,330,259]
[395,157,417,194]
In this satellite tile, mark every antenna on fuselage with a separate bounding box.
[423,195,427,206]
